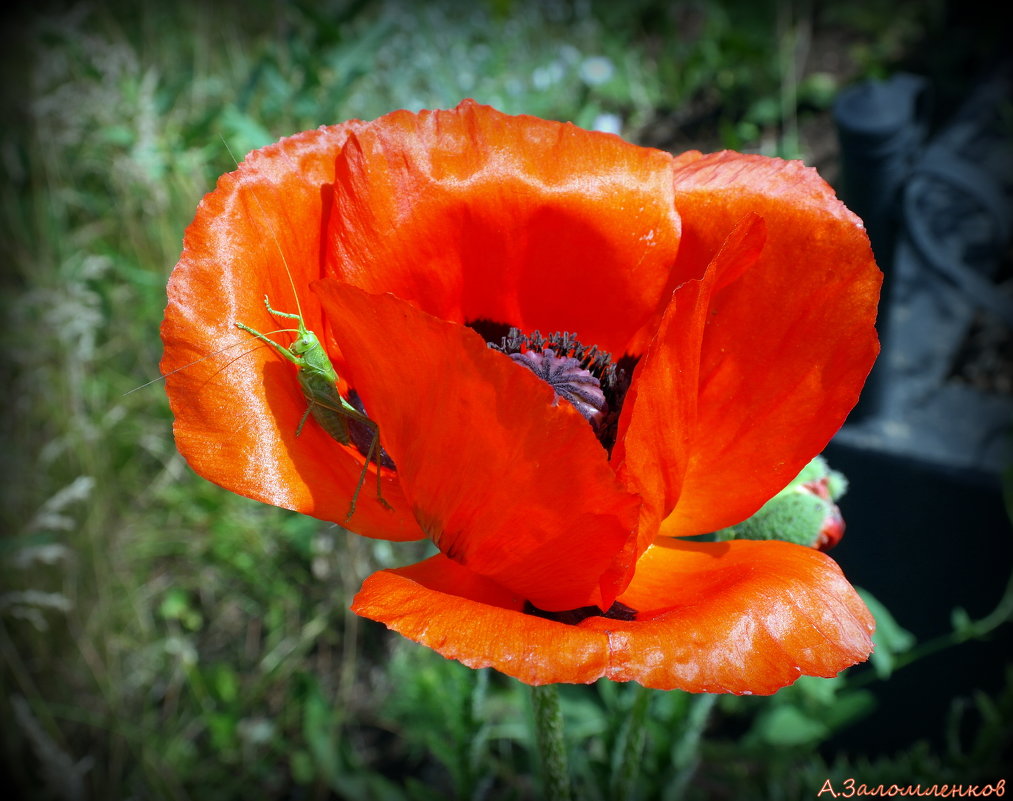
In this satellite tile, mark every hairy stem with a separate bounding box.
[611,683,652,799]
[669,693,717,801]
[530,684,572,801]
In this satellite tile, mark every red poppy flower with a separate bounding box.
[162,100,881,693]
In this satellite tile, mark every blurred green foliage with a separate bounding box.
[1,1,1007,799]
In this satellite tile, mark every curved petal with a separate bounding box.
[351,555,609,685]
[614,214,767,558]
[352,539,873,694]
[314,280,640,611]
[604,539,874,693]
[323,100,685,358]
[661,152,882,536]
[161,125,423,540]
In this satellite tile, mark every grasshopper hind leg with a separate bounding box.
[295,405,312,438]
[346,419,394,522]
[343,391,394,519]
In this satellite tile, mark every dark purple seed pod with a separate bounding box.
[509,348,607,427]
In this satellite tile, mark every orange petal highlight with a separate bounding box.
[352,539,874,694]
[604,539,874,693]
[161,125,423,540]
[314,280,640,611]
[662,152,881,537]
[323,100,685,358]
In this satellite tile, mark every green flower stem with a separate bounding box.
[530,684,572,801]
[611,683,652,800]
[460,667,489,798]
[851,569,1013,691]
[669,693,717,801]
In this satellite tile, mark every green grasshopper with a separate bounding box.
[236,295,393,522]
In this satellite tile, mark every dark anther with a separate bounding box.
[523,600,638,625]
[602,601,637,621]
[347,389,396,469]
[491,328,623,392]
[595,354,635,451]
[467,318,514,346]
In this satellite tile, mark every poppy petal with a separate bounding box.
[313,280,641,611]
[603,539,874,693]
[661,152,881,537]
[161,125,423,540]
[352,539,873,693]
[614,213,767,557]
[352,555,609,685]
[323,100,685,358]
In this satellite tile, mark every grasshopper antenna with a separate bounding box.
[124,328,299,396]
[220,136,305,324]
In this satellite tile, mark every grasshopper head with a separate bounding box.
[290,330,320,356]
[290,329,339,384]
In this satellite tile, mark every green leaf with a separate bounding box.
[290,750,314,785]
[950,606,975,638]
[302,678,339,786]
[797,72,839,109]
[791,675,842,706]
[753,706,829,746]
[822,689,877,730]
[211,663,239,705]
[221,108,276,156]
[857,587,916,679]
[158,588,190,621]
[207,711,238,757]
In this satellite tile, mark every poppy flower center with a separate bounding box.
[486,327,632,451]
[509,348,606,424]
[523,600,638,625]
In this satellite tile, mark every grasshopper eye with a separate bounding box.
[290,335,314,355]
